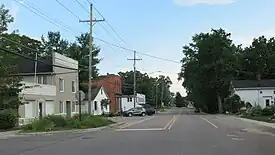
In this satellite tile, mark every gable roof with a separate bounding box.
[84,86,109,101]
[232,79,275,88]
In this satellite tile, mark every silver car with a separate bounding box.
[124,107,146,117]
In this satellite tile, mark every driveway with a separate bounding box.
[1,108,275,155]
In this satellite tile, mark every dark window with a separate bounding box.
[94,101,98,110]
[127,98,132,102]
[266,99,270,107]
[260,91,262,94]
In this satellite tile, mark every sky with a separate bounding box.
[2,0,275,96]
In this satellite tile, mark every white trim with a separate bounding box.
[234,87,275,90]
[59,101,65,113]
[59,78,65,92]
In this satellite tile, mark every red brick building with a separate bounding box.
[91,74,122,113]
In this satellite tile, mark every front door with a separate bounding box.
[66,101,71,117]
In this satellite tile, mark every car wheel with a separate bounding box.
[128,113,133,117]
[141,112,146,117]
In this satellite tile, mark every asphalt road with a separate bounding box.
[1,108,275,155]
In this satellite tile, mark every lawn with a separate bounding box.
[241,115,275,123]
[21,114,114,132]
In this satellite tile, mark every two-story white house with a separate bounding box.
[16,52,79,125]
[121,93,146,111]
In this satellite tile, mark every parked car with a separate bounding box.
[139,104,156,115]
[123,107,146,117]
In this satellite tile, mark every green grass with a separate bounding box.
[241,115,275,123]
[21,114,115,132]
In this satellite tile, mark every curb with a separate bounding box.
[232,116,275,129]
[16,122,126,136]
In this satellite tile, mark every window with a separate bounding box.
[266,99,270,107]
[100,88,103,94]
[72,101,76,112]
[72,81,76,93]
[94,101,98,110]
[37,76,42,84]
[37,76,47,84]
[42,76,47,84]
[127,97,132,102]
[260,91,262,94]
[59,101,64,113]
[59,78,64,92]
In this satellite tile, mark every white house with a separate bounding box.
[121,93,146,111]
[82,86,110,115]
[232,80,275,108]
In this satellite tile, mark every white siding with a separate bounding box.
[20,81,56,97]
[54,52,78,69]
[234,88,275,108]
[24,101,35,118]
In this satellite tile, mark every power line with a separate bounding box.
[13,0,70,33]
[74,0,89,13]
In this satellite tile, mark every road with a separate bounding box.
[1,108,275,155]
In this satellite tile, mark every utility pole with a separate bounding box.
[127,51,142,107]
[155,83,158,112]
[79,3,104,115]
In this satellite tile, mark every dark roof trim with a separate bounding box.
[232,79,275,88]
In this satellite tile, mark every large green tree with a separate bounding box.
[0,5,22,110]
[179,28,238,113]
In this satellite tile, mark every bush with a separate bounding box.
[262,107,274,116]
[0,109,19,130]
[246,105,262,117]
[22,114,114,132]
[46,115,68,127]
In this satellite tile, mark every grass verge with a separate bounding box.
[21,114,114,132]
[241,115,275,123]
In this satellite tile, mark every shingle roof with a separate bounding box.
[232,79,275,88]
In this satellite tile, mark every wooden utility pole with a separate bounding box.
[79,3,104,115]
[127,51,142,107]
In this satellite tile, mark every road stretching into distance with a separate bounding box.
[1,108,275,155]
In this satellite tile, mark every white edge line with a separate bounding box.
[167,116,177,130]
[116,128,164,131]
[163,116,176,130]
[227,134,239,137]
[200,116,218,128]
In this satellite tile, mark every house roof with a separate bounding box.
[15,57,53,74]
[232,79,275,88]
[84,86,109,101]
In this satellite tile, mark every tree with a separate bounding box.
[179,28,238,113]
[41,31,69,57]
[174,92,185,107]
[0,4,14,33]
[118,70,173,106]
[100,99,110,115]
[66,33,101,91]
[0,5,22,111]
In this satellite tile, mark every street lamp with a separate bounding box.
[147,71,163,113]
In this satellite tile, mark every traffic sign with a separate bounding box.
[75,90,85,101]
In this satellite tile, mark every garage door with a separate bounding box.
[45,101,55,115]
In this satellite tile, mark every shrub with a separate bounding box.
[0,109,19,130]
[262,107,274,116]
[22,118,55,132]
[246,105,262,116]
[46,115,67,127]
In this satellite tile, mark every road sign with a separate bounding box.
[75,90,85,101]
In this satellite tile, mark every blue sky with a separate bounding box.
[3,0,275,96]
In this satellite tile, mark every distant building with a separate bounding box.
[231,79,275,108]
[91,74,122,113]
[121,93,146,112]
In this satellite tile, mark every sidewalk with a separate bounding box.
[232,116,275,129]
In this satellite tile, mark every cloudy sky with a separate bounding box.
[3,0,275,96]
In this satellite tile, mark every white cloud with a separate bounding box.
[233,28,275,47]
[174,0,235,6]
